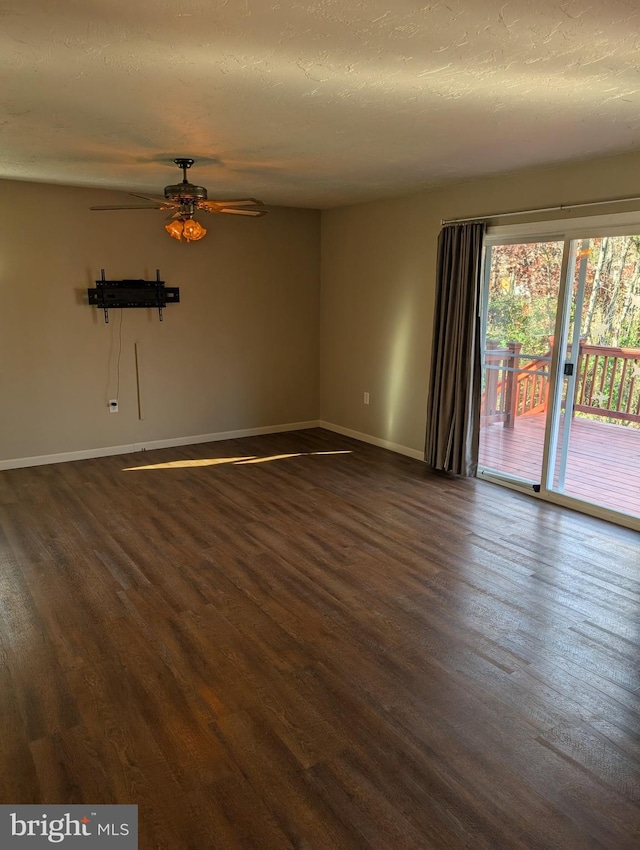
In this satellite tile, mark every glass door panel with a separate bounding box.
[479,241,564,485]
[549,235,640,518]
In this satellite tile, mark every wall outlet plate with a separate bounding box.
[109,399,119,413]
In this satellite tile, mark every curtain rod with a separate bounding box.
[441,194,640,226]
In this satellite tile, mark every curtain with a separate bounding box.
[425,222,486,476]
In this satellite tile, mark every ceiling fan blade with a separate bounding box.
[218,207,267,216]
[127,192,167,204]
[89,204,166,210]
[199,198,264,209]
[215,198,263,206]
[198,199,267,216]
[129,192,169,203]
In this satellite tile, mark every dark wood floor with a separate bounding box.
[1,428,639,849]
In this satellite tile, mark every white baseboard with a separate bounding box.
[0,443,136,471]
[134,420,320,453]
[319,421,424,460]
[0,420,321,471]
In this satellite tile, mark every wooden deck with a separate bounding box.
[479,414,640,518]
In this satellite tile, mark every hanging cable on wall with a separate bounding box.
[115,308,123,400]
[105,309,124,410]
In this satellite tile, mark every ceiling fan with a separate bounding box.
[90,158,267,241]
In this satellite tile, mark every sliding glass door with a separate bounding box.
[549,236,640,517]
[478,240,563,485]
[478,224,640,523]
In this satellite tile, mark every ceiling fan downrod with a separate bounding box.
[174,158,194,183]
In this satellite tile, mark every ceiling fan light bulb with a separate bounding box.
[182,218,207,241]
[165,219,183,241]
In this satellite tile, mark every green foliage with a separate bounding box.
[486,240,563,355]
[486,293,555,355]
[486,238,640,352]
[484,238,640,429]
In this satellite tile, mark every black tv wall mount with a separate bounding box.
[88,269,180,323]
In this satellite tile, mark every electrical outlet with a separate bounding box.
[364,392,370,405]
[109,399,119,413]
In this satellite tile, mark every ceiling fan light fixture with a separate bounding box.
[164,219,184,241]
[164,217,207,242]
[182,218,207,241]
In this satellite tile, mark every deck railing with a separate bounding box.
[575,344,640,424]
[481,341,551,428]
[482,341,640,427]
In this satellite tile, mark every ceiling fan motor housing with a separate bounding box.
[164,158,207,202]
[164,182,208,202]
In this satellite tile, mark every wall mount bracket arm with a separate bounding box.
[87,269,180,323]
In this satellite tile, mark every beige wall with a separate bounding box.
[320,149,640,454]
[6,147,640,466]
[0,179,320,463]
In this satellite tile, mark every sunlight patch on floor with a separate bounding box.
[122,450,352,471]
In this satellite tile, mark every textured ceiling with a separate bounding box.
[2,0,640,208]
